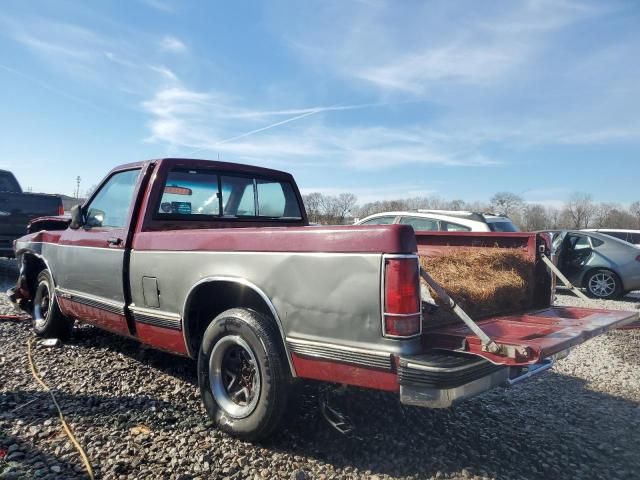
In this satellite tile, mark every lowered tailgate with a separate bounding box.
[423,306,639,366]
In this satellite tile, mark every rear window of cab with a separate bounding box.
[156,168,302,220]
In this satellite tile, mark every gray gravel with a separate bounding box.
[1,258,639,480]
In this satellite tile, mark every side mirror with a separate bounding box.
[69,205,84,230]
[85,208,105,228]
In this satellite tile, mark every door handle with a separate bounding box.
[107,237,123,247]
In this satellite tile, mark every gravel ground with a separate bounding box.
[1,258,639,480]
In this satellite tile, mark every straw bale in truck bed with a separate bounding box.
[420,247,535,328]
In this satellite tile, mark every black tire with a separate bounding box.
[197,308,291,441]
[32,270,73,339]
[584,269,622,300]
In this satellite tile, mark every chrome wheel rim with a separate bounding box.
[588,272,616,297]
[209,335,261,419]
[33,281,51,328]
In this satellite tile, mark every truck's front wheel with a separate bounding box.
[197,308,291,441]
[32,270,73,339]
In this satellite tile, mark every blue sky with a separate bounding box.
[1,0,638,206]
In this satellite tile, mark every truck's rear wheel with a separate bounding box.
[32,270,73,339]
[197,308,291,441]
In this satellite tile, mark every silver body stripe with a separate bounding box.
[56,287,125,315]
[17,240,424,378]
[287,338,393,370]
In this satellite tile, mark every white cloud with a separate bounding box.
[140,0,175,13]
[147,64,179,81]
[1,15,187,98]
[280,0,607,95]
[0,63,108,113]
[356,43,519,93]
[141,86,501,169]
[160,35,186,53]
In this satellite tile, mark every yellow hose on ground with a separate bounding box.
[27,337,95,480]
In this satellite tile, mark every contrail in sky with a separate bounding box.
[184,102,392,156]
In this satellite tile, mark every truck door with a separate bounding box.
[55,168,141,336]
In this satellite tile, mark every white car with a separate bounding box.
[355,210,519,232]
[581,229,640,246]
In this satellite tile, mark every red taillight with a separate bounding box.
[58,204,64,216]
[383,257,421,338]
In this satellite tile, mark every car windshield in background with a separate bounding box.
[157,168,302,220]
[488,221,519,232]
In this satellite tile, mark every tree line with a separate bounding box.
[302,191,640,230]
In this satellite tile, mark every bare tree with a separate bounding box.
[545,206,562,229]
[591,202,636,228]
[302,192,324,224]
[565,192,596,229]
[490,192,523,216]
[630,201,640,229]
[523,204,548,231]
[308,189,632,230]
[448,199,466,210]
[334,193,358,224]
[593,202,617,228]
[605,209,636,228]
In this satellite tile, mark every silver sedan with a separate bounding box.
[551,230,640,299]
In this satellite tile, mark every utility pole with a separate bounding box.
[75,176,81,199]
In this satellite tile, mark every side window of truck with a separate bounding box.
[221,176,303,218]
[85,169,140,228]
[257,179,301,218]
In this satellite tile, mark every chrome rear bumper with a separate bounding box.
[398,352,558,408]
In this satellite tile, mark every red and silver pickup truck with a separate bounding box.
[10,158,638,440]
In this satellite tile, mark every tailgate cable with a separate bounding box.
[419,268,527,358]
[539,253,590,301]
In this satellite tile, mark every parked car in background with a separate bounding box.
[355,209,519,232]
[582,229,640,246]
[551,230,640,299]
[0,169,63,257]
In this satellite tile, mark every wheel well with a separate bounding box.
[20,253,48,292]
[582,267,622,289]
[184,280,288,362]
